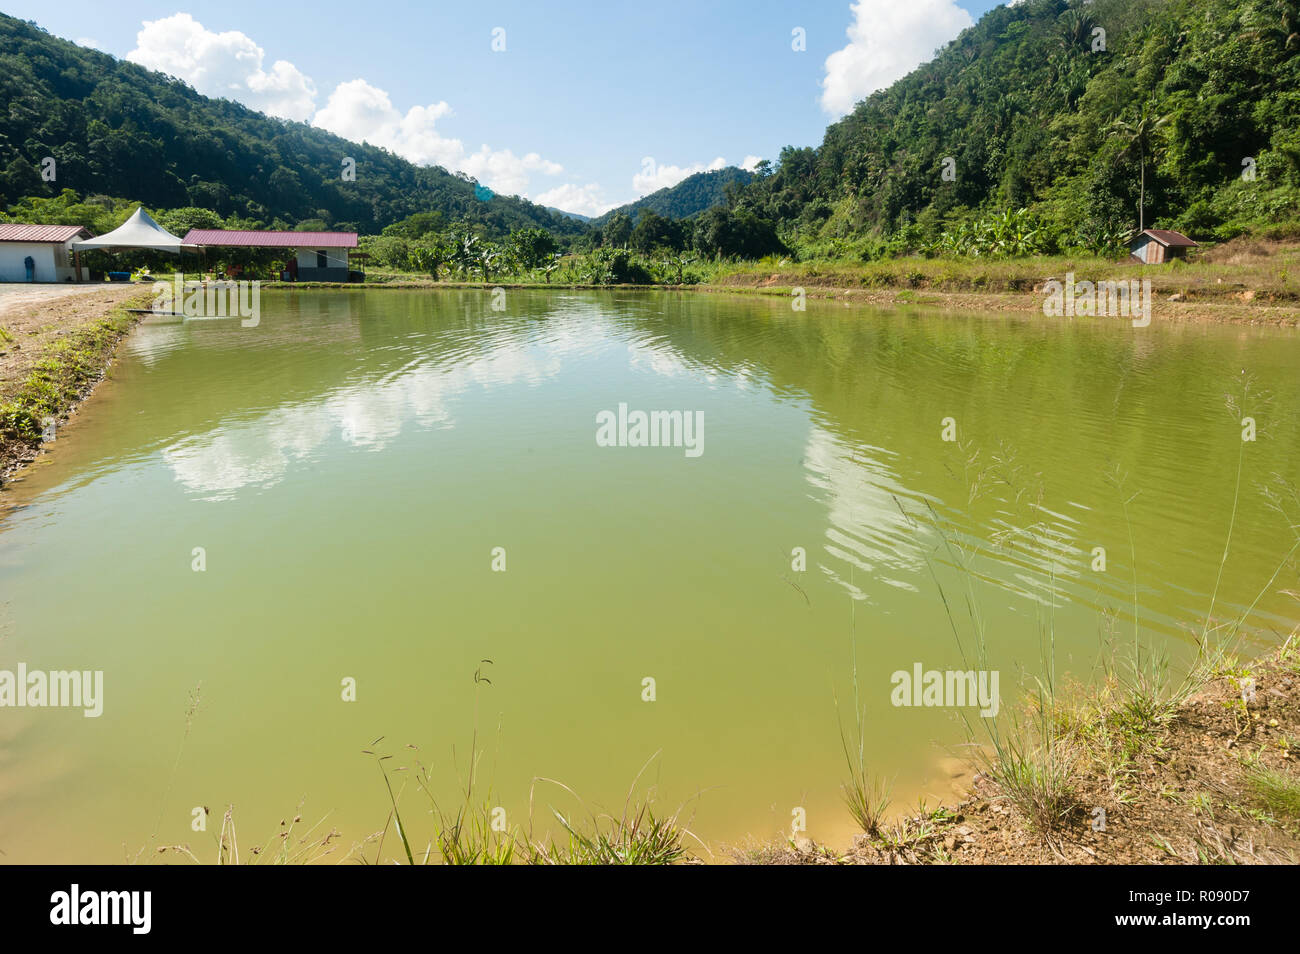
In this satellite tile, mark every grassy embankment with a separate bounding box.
[706,236,1300,324]
[0,287,151,483]
[742,634,1300,866]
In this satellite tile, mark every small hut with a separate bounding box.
[1129,229,1197,264]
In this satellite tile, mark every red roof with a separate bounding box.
[1139,229,1198,247]
[0,223,91,243]
[183,229,358,248]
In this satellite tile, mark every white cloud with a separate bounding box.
[312,79,457,166]
[740,155,764,172]
[533,182,617,218]
[820,0,973,116]
[460,146,563,196]
[127,13,317,121]
[74,37,102,50]
[633,156,727,194]
[312,78,563,196]
[125,15,565,197]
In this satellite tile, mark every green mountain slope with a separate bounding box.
[0,14,585,237]
[545,206,593,223]
[592,167,754,227]
[730,0,1300,255]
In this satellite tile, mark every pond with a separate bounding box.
[1,288,1298,862]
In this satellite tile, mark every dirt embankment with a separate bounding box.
[750,639,1300,865]
[0,284,150,484]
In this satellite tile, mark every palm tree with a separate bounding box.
[1111,104,1171,233]
[1057,5,1096,51]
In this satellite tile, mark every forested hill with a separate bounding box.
[0,14,585,237]
[592,167,754,227]
[730,0,1300,256]
[5,0,1298,258]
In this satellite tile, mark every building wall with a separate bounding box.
[54,237,88,280]
[1129,237,1168,264]
[296,266,351,282]
[295,248,349,269]
[0,243,59,282]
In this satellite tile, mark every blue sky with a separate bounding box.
[5,1,1007,214]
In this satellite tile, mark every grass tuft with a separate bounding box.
[1244,763,1300,823]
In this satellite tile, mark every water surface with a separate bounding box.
[1,289,1298,862]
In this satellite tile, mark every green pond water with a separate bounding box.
[1,288,1298,863]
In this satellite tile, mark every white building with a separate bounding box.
[294,246,351,276]
[0,224,92,282]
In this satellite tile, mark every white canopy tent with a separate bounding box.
[71,207,203,281]
[72,206,198,253]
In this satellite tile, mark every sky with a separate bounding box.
[4,1,1008,215]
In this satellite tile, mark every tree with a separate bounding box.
[693,206,784,259]
[508,227,557,269]
[0,156,43,204]
[1111,105,1171,233]
[158,207,224,239]
[603,210,633,248]
[410,237,452,280]
[383,210,446,239]
[629,211,682,252]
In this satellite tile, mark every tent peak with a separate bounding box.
[71,206,196,253]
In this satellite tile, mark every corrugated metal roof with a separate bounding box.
[1141,229,1198,247]
[183,229,358,248]
[0,223,91,243]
